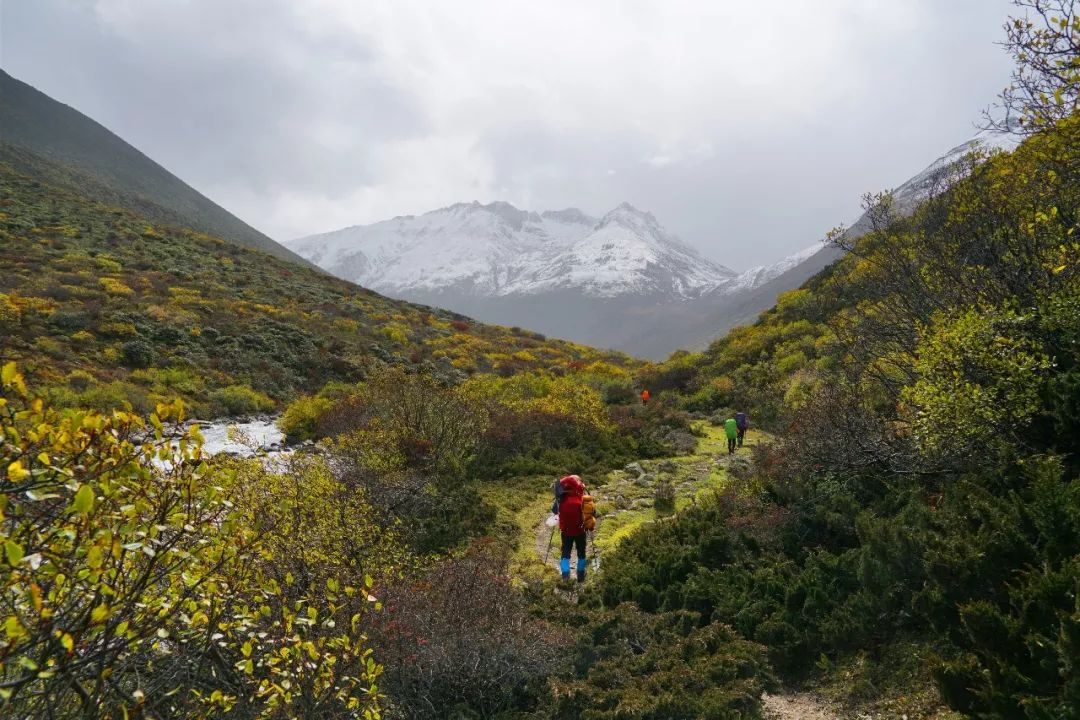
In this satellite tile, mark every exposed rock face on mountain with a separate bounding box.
[290,130,1016,358]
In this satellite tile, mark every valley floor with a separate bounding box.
[492,424,956,720]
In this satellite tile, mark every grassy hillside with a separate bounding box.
[0,161,637,417]
[0,69,308,265]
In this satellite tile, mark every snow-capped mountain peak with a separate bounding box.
[288,201,739,300]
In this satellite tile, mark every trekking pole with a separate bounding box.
[543,525,556,564]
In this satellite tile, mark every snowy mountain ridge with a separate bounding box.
[288,200,809,301]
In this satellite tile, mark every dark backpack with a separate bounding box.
[551,479,564,515]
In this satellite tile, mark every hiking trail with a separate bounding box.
[531,422,752,572]
[762,692,840,720]
[521,426,847,716]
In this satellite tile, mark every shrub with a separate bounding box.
[0,364,383,718]
[120,339,154,368]
[209,383,275,416]
[371,543,562,719]
[99,276,135,297]
[654,478,676,514]
[550,604,772,720]
[278,394,334,442]
[65,369,95,391]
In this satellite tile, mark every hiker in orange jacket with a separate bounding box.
[641,389,650,405]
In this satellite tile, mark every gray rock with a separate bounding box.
[666,430,698,455]
[634,473,656,487]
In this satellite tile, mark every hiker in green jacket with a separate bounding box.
[724,417,739,455]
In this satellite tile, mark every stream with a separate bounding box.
[188,416,287,457]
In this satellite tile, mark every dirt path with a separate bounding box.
[762,692,839,720]
[533,513,561,571]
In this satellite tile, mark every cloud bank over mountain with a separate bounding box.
[4,0,1013,268]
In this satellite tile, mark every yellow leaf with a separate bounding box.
[1,362,18,385]
[7,460,29,482]
[5,616,23,639]
[87,546,104,570]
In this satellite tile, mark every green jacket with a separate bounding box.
[724,418,739,440]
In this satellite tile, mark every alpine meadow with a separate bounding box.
[1,2,1078,719]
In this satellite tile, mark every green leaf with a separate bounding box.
[73,484,95,514]
[91,603,110,624]
[87,546,104,570]
[4,540,24,566]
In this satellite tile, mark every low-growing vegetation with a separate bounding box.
[598,67,1080,718]
[0,167,637,417]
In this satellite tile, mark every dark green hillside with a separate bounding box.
[0,69,307,265]
[0,162,636,417]
[608,112,1080,717]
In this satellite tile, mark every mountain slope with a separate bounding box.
[0,160,635,417]
[0,69,309,266]
[676,128,1020,350]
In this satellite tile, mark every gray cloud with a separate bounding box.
[1,0,1015,268]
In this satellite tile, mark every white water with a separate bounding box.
[192,417,285,457]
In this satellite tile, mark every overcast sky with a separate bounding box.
[2,0,1016,269]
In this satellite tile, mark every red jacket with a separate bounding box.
[557,475,585,535]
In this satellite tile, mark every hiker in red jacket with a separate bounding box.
[554,474,588,582]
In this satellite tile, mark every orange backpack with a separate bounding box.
[581,494,596,531]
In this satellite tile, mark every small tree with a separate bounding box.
[987,0,1080,134]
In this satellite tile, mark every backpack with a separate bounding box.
[551,479,564,515]
[581,494,596,531]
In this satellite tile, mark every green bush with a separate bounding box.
[278,394,334,442]
[119,339,154,368]
[551,604,772,720]
[209,383,275,416]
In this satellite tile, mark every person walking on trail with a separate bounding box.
[735,411,748,448]
[553,474,589,582]
[641,388,650,405]
[724,417,739,455]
